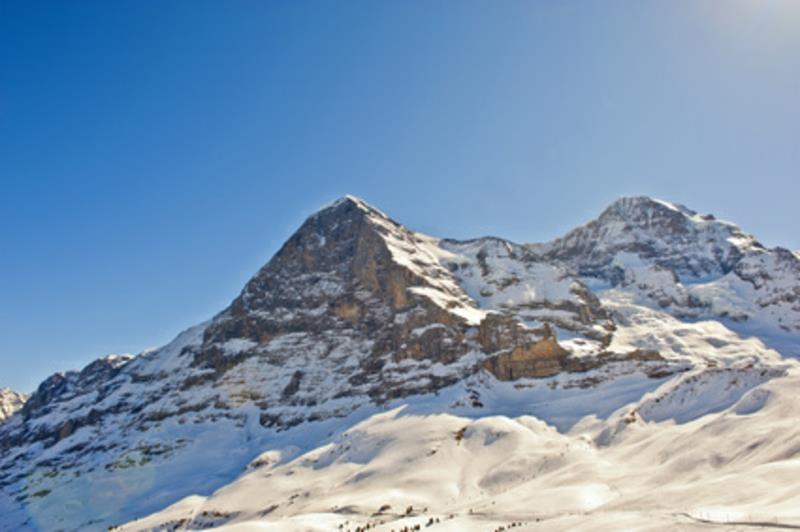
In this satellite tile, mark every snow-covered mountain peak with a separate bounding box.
[0,389,27,424]
[536,195,760,282]
[2,196,799,531]
[528,196,800,350]
[227,191,484,332]
[600,195,696,220]
[310,194,390,226]
[596,196,759,248]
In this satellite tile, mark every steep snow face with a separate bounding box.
[0,389,27,423]
[677,247,800,352]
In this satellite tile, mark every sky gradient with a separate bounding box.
[1,1,799,392]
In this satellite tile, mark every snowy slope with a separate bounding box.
[2,195,799,531]
[116,296,799,531]
[121,362,800,531]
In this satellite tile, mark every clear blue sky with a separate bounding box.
[1,1,798,392]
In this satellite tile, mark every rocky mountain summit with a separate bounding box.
[535,196,757,280]
[1,195,798,531]
[533,196,800,351]
[0,389,27,424]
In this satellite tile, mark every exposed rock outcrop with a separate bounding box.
[482,335,570,380]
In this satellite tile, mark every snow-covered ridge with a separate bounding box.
[2,194,799,531]
[530,195,800,353]
[533,195,761,280]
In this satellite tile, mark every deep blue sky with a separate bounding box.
[1,1,798,392]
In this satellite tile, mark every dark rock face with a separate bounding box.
[281,370,304,398]
[477,314,532,354]
[477,316,567,379]
[20,373,74,419]
[21,354,132,420]
[191,197,477,404]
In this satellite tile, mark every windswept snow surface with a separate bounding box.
[121,365,800,532]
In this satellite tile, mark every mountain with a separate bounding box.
[118,369,800,532]
[535,196,758,279]
[0,389,27,424]
[537,197,800,348]
[2,195,799,531]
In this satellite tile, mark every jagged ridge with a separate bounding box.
[2,194,798,531]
